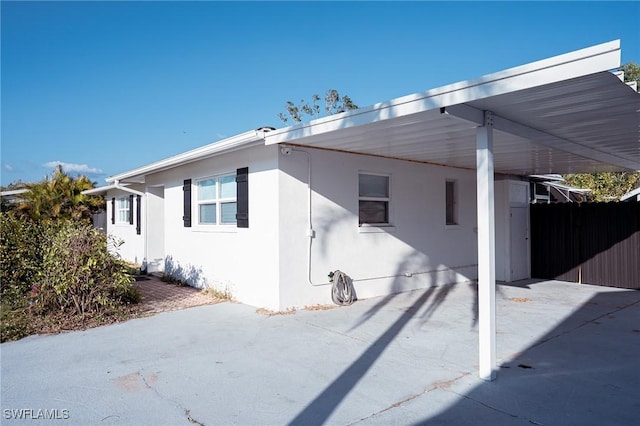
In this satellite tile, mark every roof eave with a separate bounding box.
[106,129,266,184]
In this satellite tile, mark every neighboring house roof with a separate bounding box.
[0,188,28,203]
[92,39,639,192]
[0,189,28,197]
[543,182,591,203]
[529,174,591,203]
[620,186,640,202]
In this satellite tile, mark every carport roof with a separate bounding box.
[104,39,639,187]
[264,40,640,176]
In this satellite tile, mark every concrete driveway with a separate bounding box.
[2,280,639,425]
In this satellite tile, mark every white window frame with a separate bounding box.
[445,179,459,227]
[358,172,391,227]
[195,173,237,227]
[116,196,130,224]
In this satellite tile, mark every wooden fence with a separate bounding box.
[530,202,640,289]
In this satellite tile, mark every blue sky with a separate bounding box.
[2,1,639,187]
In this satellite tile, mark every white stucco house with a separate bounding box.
[87,40,639,380]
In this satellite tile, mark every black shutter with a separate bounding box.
[183,179,192,227]
[111,197,115,224]
[236,167,249,228]
[136,195,141,235]
[129,194,134,225]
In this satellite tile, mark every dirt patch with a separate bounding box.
[510,297,532,303]
[256,307,296,317]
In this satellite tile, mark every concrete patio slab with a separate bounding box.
[1,280,639,425]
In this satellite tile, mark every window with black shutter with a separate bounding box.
[111,197,115,225]
[136,195,142,235]
[183,179,192,227]
[236,167,249,228]
[129,194,134,225]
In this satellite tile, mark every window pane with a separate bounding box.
[219,175,236,199]
[198,179,217,201]
[359,174,389,197]
[220,202,237,224]
[117,197,129,223]
[199,203,216,224]
[359,201,388,224]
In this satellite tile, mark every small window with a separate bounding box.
[445,180,458,226]
[359,173,390,225]
[116,197,131,224]
[196,174,237,225]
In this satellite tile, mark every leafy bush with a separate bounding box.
[1,214,140,341]
[0,212,44,297]
[35,220,138,315]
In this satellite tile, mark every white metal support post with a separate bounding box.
[477,110,497,381]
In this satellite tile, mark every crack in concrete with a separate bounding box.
[298,320,370,344]
[529,298,640,350]
[451,390,545,425]
[348,372,470,425]
[137,371,206,426]
[185,409,205,425]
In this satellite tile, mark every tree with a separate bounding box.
[560,63,640,202]
[278,89,358,124]
[562,171,640,202]
[621,62,640,84]
[16,165,104,221]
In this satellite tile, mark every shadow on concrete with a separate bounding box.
[408,289,640,425]
[289,281,456,426]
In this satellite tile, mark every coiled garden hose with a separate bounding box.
[329,270,356,306]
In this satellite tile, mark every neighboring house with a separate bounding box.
[529,174,590,203]
[0,188,28,204]
[86,40,640,316]
[620,186,640,202]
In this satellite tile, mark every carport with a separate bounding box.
[264,39,640,381]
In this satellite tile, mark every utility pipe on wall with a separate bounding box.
[282,145,478,288]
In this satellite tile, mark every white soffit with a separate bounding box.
[265,40,640,175]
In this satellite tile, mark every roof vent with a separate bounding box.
[257,126,276,132]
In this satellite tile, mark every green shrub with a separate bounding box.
[35,220,138,315]
[0,294,32,341]
[0,212,44,297]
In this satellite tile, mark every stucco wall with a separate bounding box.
[105,188,145,265]
[149,144,281,309]
[106,143,527,310]
[277,147,480,309]
[107,144,281,309]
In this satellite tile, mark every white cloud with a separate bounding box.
[3,164,14,172]
[43,161,103,175]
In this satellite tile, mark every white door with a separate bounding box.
[510,207,529,281]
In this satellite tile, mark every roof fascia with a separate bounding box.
[264,40,621,146]
[106,130,265,184]
[82,184,118,195]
